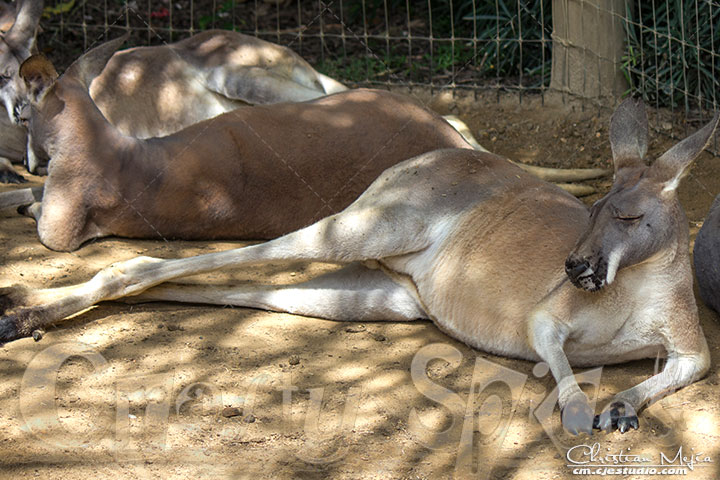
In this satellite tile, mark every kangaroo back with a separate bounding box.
[695,194,720,313]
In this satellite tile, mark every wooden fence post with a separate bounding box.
[550,0,628,100]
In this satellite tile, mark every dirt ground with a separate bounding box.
[1,91,719,480]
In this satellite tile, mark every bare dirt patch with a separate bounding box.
[0,93,719,479]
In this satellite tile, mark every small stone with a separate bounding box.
[345,325,366,333]
[32,330,44,342]
[289,355,301,366]
[222,407,242,418]
[243,414,256,423]
[372,333,386,342]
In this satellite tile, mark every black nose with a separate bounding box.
[565,258,590,280]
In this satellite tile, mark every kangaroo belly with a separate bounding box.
[411,181,589,360]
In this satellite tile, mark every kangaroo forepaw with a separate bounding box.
[561,396,594,436]
[593,401,639,433]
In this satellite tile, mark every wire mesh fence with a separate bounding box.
[35,1,554,94]
[33,0,720,146]
[622,1,719,114]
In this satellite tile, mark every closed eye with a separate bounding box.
[615,214,644,221]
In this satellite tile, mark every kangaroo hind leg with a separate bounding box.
[0,190,434,340]
[127,262,429,322]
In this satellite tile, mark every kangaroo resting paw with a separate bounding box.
[561,393,595,436]
[593,401,639,433]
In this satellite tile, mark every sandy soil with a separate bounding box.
[0,91,719,479]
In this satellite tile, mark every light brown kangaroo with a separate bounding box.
[0,98,715,435]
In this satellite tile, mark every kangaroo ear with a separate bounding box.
[651,112,720,192]
[19,54,58,103]
[4,0,43,54]
[64,33,129,90]
[609,97,649,174]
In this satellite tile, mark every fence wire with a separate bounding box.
[36,1,553,95]
[34,0,720,150]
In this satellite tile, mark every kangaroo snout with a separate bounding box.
[565,254,608,292]
[565,257,590,280]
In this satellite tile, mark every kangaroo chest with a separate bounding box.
[562,273,671,365]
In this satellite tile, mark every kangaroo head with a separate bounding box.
[565,98,719,292]
[19,34,128,173]
[0,0,42,124]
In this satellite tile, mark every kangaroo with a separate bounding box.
[0,0,40,183]
[694,194,720,313]
[0,98,715,435]
[15,36,477,251]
